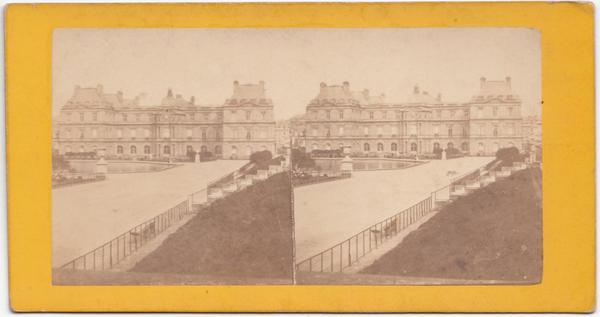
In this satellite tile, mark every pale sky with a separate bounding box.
[53,28,541,120]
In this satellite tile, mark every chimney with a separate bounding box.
[259,80,265,87]
[414,85,420,94]
[480,77,487,88]
[505,76,512,88]
[190,96,195,105]
[74,85,81,93]
[343,81,350,91]
[436,93,442,101]
[233,80,239,87]
[117,91,123,101]
[167,88,173,98]
[363,89,370,98]
[320,82,327,88]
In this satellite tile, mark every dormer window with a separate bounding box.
[246,110,251,121]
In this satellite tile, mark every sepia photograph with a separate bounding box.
[284,28,542,285]
[51,28,541,286]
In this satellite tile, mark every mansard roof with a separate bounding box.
[470,77,521,103]
[405,85,443,104]
[225,80,273,106]
[63,85,141,110]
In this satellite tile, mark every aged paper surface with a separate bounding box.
[7,3,594,312]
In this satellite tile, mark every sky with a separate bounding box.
[53,28,541,120]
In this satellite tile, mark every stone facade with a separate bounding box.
[52,81,276,160]
[291,77,523,156]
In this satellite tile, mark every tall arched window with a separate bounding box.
[186,145,194,153]
[447,142,454,149]
[410,142,417,152]
[163,145,170,154]
[117,145,124,154]
[130,145,137,154]
[377,143,384,152]
[144,145,151,154]
[433,142,440,150]
[391,143,398,152]
[363,143,370,152]
[214,145,222,154]
[201,145,207,153]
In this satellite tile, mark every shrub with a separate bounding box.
[249,150,273,165]
[496,146,524,166]
[291,148,315,169]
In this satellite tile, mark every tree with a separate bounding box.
[291,148,315,169]
[495,146,524,165]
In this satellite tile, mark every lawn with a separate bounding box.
[132,172,293,280]
[361,168,542,282]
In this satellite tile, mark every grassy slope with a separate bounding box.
[132,172,293,279]
[362,168,542,282]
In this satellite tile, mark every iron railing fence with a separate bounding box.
[296,197,433,273]
[60,199,192,271]
[189,188,208,208]
[297,162,495,274]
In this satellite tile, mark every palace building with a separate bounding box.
[52,81,276,159]
[291,77,523,156]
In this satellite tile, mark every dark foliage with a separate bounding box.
[362,168,542,282]
[132,173,293,279]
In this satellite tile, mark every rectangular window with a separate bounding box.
[131,129,137,138]
[493,107,498,117]
[312,128,317,137]
[338,126,344,135]
[187,128,192,137]
[92,112,98,121]
[377,126,383,135]
[326,110,331,120]
[246,110,251,120]
[122,114,127,122]
[508,107,514,116]
[369,112,374,119]
[79,112,84,121]
[92,129,97,138]
[117,129,123,138]
[363,126,369,135]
